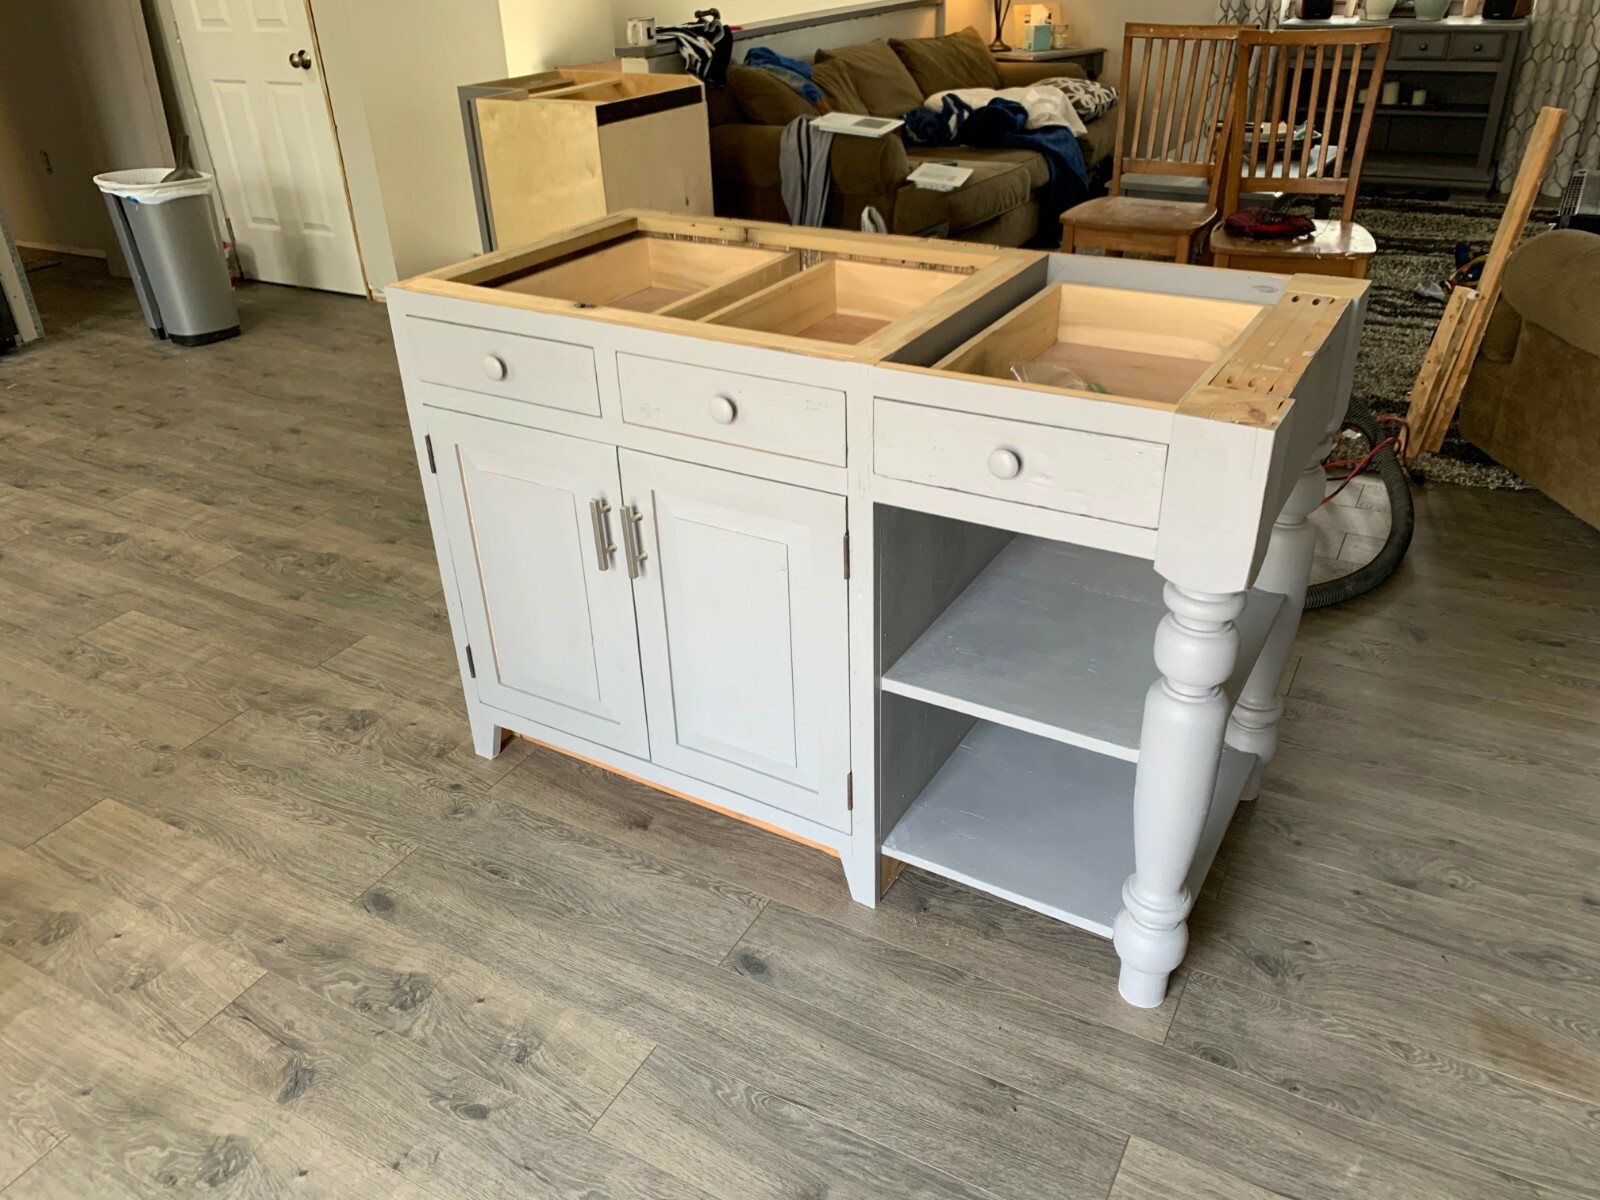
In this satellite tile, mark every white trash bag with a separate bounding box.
[93,168,215,205]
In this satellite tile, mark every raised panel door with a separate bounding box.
[620,449,850,830]
[429,410,647,757]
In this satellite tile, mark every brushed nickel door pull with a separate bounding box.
[589,499,616,571]
[621,504,648,579]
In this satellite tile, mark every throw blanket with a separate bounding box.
[743,47,822,105]
[779,116,834,227]
[657,9,732,86]
[904,94,1088,244]
[924,86,1088,140]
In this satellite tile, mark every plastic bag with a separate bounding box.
[93,168,215,205]
[1010,362,1107,393]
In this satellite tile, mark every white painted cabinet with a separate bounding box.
[621,450,851,831]
[427,410,649,758]
[390,213,1367,1008]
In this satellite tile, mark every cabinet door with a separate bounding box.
[429,410,648,758]
[619,450,850,830]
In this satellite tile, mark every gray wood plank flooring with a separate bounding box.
[2,256,1599,1198]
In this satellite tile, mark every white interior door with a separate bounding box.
[430,411,649,759]
[620,449,851,831]
[168,0,365,294]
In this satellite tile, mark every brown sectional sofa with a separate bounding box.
[708,27,1116,246]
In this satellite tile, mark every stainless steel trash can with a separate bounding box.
[95,169,239,346]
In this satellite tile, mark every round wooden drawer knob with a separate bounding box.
[987,448,1022,480]
[482,354,508,382]
[709,395,738,425]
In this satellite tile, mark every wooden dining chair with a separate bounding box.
[1208,25,1393,278]
[1059,24,1242,264]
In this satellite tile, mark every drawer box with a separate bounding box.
[1394,32,1447,59]
[1449,32,1505,60]
[409,316,600,416]
[873,397,1166,527]
[618,354,846,465]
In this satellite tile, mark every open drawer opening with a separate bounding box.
[935,282,1266,407]
[494,235,799,317]
[702,259,968,346]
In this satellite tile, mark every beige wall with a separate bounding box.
[947,0,1219,82]
[501,0,619,74]
[313,0,509,286]
[0,0,171,272]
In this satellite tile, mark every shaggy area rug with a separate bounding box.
[1336,193,1556,489]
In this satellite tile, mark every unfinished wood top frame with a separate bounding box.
[397,211,1042,362]
[913,274,1359,420]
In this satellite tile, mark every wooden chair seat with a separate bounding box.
[1209,218,1376,278]
[1066,196,1219,236]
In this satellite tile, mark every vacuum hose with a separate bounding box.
[1304,393,1415,610]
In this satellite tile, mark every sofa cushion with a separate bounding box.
[889,27,1000,96]
[813,39,924,118]
[705,84,746,127]
[727,65,819,125]
[1078,114,1117,171]
[812,59,869,115]
[908,145,1049,191]
[896,152,1034,236]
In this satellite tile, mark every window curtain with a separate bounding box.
[1498,0,1600,194]
[1215,0,1284,26]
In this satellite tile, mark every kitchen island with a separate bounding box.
[387,211,1364,1007]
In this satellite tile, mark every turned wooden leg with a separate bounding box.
[1225,451,1326,800]
[1114,583,1244,1008]
[1060,222,1078,253]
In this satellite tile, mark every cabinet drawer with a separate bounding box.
[617,353,846,466]
[873,398,1166,527]
[1449,32,1506,60]
[1394,32,1447,59]
[408,316,600,416]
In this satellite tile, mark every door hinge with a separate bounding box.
[842,531,851,581]
[846,771,854,810]
[424,433,437,474]
[465,644,475,678]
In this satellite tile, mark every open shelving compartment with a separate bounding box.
[405,211,1044,361]
[871,267,1323,935]
[876,510,1281,937]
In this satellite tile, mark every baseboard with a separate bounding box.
[18,241,108,260]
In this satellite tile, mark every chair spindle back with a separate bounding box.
[1222,26,1393,222]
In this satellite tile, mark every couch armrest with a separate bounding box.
[996,61,1086,87]
[711,122,909,196]
[710,123,784,190]
[830,133,910,196]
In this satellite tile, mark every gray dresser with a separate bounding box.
[1283,16,1526,191]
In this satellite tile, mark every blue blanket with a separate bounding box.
[904,97,1087,243]
[743,47,822,104]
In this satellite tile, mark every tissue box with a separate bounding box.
[1024,22,1053,50]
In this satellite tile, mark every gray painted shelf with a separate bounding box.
[881,536,1283,761]
[882,721,1254,936]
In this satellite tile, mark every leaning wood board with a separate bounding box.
[1404,106,1566,456]
[388,211,1367,1008]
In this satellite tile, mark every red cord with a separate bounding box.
[1321,436,1400,505]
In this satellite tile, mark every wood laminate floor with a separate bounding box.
[2,258,1598,1199]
